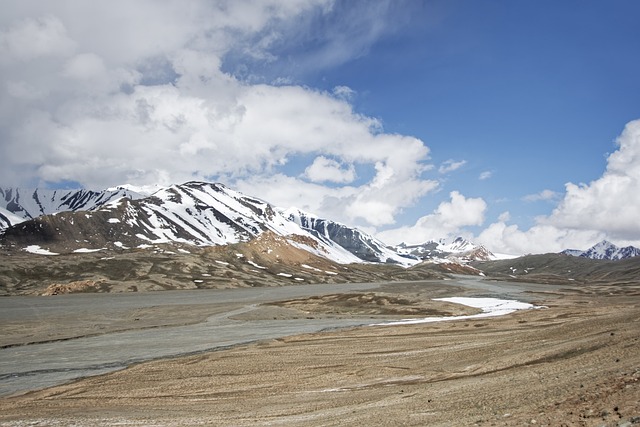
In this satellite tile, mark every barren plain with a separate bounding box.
[0,276,639,427]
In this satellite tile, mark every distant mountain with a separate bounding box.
[395,237,495,262]
[283,208,418,266]
[561,240,640,261]
[0,187,146,228]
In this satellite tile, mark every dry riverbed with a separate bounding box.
[1,280,639,426]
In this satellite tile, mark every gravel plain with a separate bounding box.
[1,278,639,426]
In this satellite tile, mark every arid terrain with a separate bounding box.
[1,277,639,427]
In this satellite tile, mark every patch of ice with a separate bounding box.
[302,264,322,272]
[294,277,304,281]
[235,253,244,258]
[277,273,292,278]
[137,244,153,249]
[107,218,120,224]
[177,248,191,254]
[193,280,204,283]
[23,245,58,256]
[215,261,229,266]
[324,271,338,275]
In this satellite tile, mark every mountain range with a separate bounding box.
[2,181,638,267]
[2,181,454,266]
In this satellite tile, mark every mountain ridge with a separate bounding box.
[0,181,528,266]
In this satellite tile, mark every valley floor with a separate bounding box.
[1,280,639,426]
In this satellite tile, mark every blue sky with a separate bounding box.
[243,0,639,227]
[1,0,639,254]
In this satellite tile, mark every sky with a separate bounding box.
[1,0,639,255]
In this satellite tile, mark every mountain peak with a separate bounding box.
[561,240,640,260]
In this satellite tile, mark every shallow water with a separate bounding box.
[0,279,546,397]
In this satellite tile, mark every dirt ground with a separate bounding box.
[1,281,639,426]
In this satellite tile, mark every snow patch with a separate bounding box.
[107,218,120,224]
[247,260,267,269]
[374,297,542,326]
[73,248,103,253]
[24,245,58,256]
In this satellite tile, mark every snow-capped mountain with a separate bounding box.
[562,240,640,261]
[0,182,362,264]
[395,237,495,262]
[1,181,502,267]
[0,187,146,228]
[283,207,419,266]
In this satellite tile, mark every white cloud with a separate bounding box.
[63,53,106,80]
[541,119,640,241]
[522,189,560,202]
[438,159,466,174]
[476,221,604,256]
[332,85,355,101]
[475,119,640,255]
[479,170,492,180]
[304,156,356,183]
[376,191,487,245]
[0,0,438,230]
[0,15,76,62]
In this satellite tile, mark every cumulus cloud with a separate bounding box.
[476,222,605,256]
[0,0,437,229]
[541,119,640,240]
[376,191,487,245]
[476,119,640,254]
[304,156,355,183]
